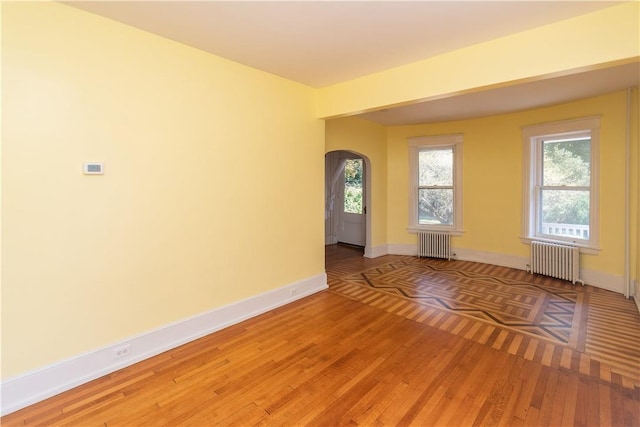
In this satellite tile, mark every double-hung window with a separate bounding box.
[522,117,600,250]
[408,134,463,233]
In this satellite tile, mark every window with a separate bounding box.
[522,117,600,250]
[408,134,463,233]
[344,159,363,214]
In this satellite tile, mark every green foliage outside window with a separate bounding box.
[344,159,363,214]
[542,138,590,227]
[418,149,453,225]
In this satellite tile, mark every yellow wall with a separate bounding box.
[318,0,639,293]
[3,0,639,385]
[386,91,636,276]
[387,115,523,256]
[631,87,640,296]
[325,117,388,248]
[2,2,324,377]
[317,2,639,119]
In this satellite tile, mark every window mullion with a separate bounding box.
[541,185,590,191]
[421,186,454,190]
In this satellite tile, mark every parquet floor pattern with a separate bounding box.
[328,246,640,389]
[2,244,639,426]
[339,258,578,343]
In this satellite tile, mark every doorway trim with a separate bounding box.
[325,150,373,257]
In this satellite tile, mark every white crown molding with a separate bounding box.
[0,273,328,416]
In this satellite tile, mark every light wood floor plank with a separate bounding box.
[2,244,638,426]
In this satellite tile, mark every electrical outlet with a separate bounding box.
[290,288,298,297]
[114,344,131,359]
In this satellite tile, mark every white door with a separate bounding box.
[337,158,366,246]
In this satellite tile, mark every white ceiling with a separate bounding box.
[67,1,639,125]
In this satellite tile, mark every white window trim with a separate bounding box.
[408,134,463,234]
[521,116,601,253]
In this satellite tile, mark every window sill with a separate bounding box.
[519,236,600,255]
[408,227,464,236]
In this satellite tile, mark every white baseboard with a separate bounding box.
[0,273,328,416]
[364,244,388,258]
[579,269,624,294]
[452,247,529,271]
[387,244,625,294]
[634,280,640,314]
[386,244,416,256]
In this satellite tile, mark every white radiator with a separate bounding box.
[418,231,451,260]
[530,241,581,284]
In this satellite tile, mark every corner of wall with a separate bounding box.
[365,244,389,258]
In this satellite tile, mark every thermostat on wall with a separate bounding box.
[83,162,104,175]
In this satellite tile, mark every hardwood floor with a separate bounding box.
[328,246,640,384]
[3,244,639,426]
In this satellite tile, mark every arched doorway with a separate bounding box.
[325,150,371,255]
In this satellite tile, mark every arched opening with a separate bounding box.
[325,150,372,257]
